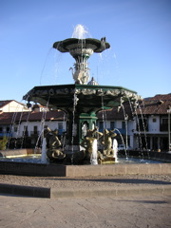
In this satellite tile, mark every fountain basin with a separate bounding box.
[23,84,138,111]
[0,150,170,177]
[0,161,170,177]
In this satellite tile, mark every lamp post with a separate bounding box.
[167,106,171,152]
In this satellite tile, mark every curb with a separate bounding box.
[0,184,171,198]
[0,184,50,198]
[51,185,171,198]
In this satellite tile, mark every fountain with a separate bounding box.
[22,25,139,164]
[1,25,170,176]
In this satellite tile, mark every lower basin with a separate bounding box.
[0,149,170,177]
[0,156,165,164]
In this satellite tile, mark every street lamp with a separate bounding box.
[167,105,171,152]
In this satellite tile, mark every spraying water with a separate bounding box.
[41,138,48,163]
[72,24,90,39]
[113,138,118,163]
[71,92,79,163]
[114,128,128,159]
[90,139,98,165]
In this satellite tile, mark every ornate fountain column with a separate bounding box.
[53,37,110,85]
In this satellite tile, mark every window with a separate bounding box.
[6,127,10,133]
[99,122,104,131]
[161,118,168,125]
[152,118,156,122]
[24,126,28,131]
[58,122,63,129]
[122,121,125,129]
[33,126,38,133]
[110,122,115,130]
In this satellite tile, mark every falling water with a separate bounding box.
[34,98,50,150]
[61,112,67,151]
[8,109,26,149]
[71,92,79,163]
[133,101,143,150]
[126,95,142,150]
[20,111,31,148]
[101,96,107,130]
[113,138,118,163]
[35,128,44,151]
[90,139,98,165]
[137,102,148,150]
[120,102,128,149]
[114,128,128,159]
[41,138,48,163]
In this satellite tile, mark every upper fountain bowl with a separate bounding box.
[53,37,110,60]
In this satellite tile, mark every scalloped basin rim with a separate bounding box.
[24,84,137,95]
[53,38,110,53]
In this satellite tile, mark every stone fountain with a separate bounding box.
[23,25,139,164]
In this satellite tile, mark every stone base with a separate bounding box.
[0,161,170,177]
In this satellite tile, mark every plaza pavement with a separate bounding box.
[0,174,171,227]
[0,194,170,228]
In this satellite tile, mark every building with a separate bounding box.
[0,109,66,148]
[0,100,29,112]
[135,94,171,151]
[97,94,171,152]
[0,94,170,151]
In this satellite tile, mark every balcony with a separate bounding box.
[99,128,126,135]
[0,132,12,137]
[136,125,148,132]
[160,124,170,132]
[30,131,40,137]
[22,131,30,137]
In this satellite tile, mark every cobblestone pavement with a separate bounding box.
[0,194,171,228]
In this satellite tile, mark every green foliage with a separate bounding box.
[0,136,8,150]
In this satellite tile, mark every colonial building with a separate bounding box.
[0,94,170,151]
[0,100,29,112]
[135,94,171,151]
[97,94,171,152]
[0,109,66,148]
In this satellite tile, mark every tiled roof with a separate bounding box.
[138,94,171,115]
[144,94,171,101]
[0,94,170,124]
[97,93,171,119]
[0,100,13,108]
[0,110,65,125]
[0,112,15,124]
[0,100,27,109]
[97,102,133,120]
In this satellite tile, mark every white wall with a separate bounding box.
[2,101,29,112]
[13,120,66,138]
[148,116,160,133]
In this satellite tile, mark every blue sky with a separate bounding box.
[0,0,171,103]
